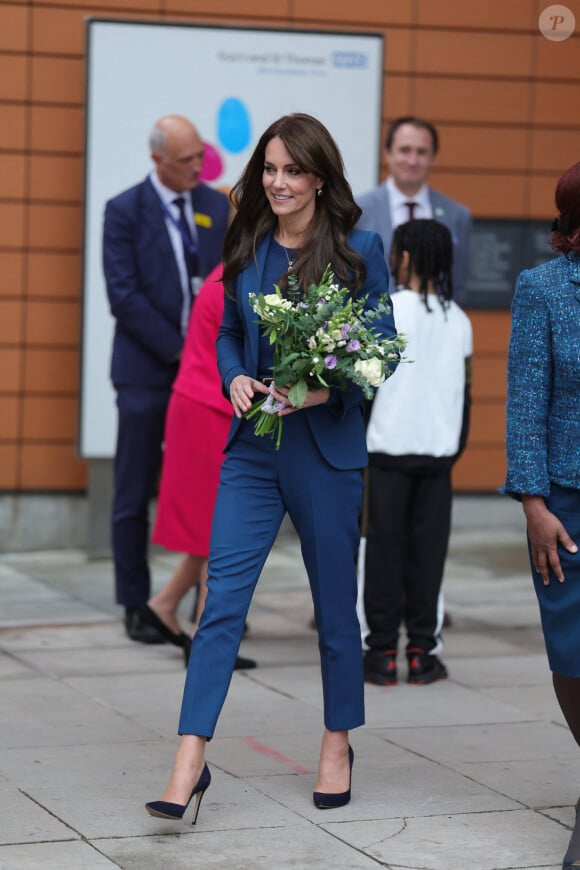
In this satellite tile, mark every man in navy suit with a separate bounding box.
[357,116,471,303]
[103,114,230,643]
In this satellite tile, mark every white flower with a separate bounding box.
[307,336,317,350]
[354,357,384,387]
[263,294,292,310]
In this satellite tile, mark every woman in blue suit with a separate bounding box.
[504,161,580,870]
[146,113,397,822]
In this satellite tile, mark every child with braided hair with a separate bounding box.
[362,218,472,686]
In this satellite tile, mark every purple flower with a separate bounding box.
[324,354,337,370]
[346,339,360,352]
[340,324,351,339]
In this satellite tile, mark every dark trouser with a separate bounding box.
[112,387,170,608]
[363,464,451,654]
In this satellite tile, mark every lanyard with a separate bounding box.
[160,198,199,260]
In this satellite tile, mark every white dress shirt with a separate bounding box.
[386,177,432,230]
[149,171,199,335]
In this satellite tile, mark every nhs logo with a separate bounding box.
[332,51,368,69]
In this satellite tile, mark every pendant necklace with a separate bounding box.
[280,241,300,302]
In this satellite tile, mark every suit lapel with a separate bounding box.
[240,233,272,370]
[141,178,180,284]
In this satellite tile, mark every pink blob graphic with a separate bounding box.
[201,142,223,182]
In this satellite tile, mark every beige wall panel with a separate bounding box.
[0,300,23,345]
[437,126,529,172]
[0,5,28,52]
[28,204,82,250]
[0,154,27,199]
[30,155,83,203]
[384,28,415,74]
[280,0,413,23]
[33,0,159,9]
[30,106,84,153]
[0,397,20,440]
[0,203,25,248]
[0,253,24,297]
[20,444,87,490]
[470,311,511,354]
[0,55,28,101]
[0,104,27,151]
[530,129,580,173]
[470,400,506,442]
[32,6,87,55]
[536,33,580,79]
[430,171,528,218]
[0,445,19,489]
[415,30,534,78]
[26,253,82,298]
[25,300,80,346]
[0,348,22,392]
[24,348,79,393]
[31,57,84,104]
[528,173,561,218]
[417,0,536,29]
[472,356,508,400]
[453,445,506,491]
[533,81,580,125]
[414,77,531,124]
[22,396,77,440]
[383,74,414,122]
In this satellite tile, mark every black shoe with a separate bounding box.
[182,637,256,671]
[138,604,190,648]
[124,608,168,645]
[313,745,354,809]
[407,648,448,684]
[363,649,398,685]
[146,763,211,825]
[234,654,256,670]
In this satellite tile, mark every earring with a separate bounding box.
[317,188,323,198]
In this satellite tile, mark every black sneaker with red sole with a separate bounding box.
[407,648,448,685]
[363,649,398,685]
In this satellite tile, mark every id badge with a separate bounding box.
[191,276,203,296]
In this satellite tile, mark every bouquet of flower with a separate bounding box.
[245,266,406,449]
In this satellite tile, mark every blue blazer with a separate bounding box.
[356,184,472,303]
[217,229,397,470]
[103,176,229,390]
[505,253,580,497]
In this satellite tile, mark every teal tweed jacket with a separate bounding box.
[504,253,580,497]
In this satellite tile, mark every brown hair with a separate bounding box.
[222,113,365,297]
[549,161,580,254]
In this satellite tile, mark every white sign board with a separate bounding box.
[80,19,384,457]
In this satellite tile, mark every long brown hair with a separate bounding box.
[550,161,580,254]
[222,113,365,297]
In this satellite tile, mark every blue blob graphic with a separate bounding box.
[217,98,251,154]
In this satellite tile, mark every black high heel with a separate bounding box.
[145,763,211,825]
[138,604,190,649]
[313,745,354,809]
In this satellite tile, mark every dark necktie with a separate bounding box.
[404,201,417,222]
[173,196,199,283]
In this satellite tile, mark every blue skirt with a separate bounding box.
[530,484,580,677]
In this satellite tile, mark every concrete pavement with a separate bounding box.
[0,497,577,869]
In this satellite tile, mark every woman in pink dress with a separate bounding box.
[138,264,255,669]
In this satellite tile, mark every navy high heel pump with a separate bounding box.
[145,763,211,825]
[313,745,354,809]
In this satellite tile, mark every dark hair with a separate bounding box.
[385,116,439,155]
[549,161,580,254]
[390,219,453,311]
[222,113,365,296]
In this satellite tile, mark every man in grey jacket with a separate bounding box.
[357,116,471,304]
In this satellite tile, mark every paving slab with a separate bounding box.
[1,519,579,869]
[322,809,569,870]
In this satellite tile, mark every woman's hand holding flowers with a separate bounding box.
[230,375,269,418]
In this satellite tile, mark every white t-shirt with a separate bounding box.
[366,290,473,458]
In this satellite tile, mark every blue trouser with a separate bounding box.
[179,413,365,737]
[112,386,170,607]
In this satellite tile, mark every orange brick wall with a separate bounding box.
[1,0,578,491]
